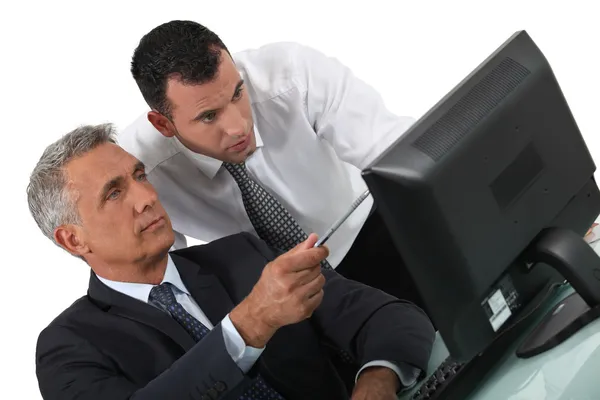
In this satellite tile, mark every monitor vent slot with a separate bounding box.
[413,58,530,161]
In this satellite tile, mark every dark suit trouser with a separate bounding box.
[335,207,432,319]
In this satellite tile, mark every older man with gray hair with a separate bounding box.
[28,123,434,400]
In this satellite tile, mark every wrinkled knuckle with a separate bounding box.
[272,262,286,277]
[266,261,278,274]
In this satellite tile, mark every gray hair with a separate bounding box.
[27,123,118,249]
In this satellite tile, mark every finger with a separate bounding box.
[287,233,319,254]
[298,272,326,299]
[304,289,324,312]
[293,263,323,286]
[300,233,319,249]
[284,247,329,272]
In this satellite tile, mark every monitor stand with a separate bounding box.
[516,227,600,358]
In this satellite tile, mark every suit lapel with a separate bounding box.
[170,253,235,326]
[87,254,235,351]
[88,272,196,351]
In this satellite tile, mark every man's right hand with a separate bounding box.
[229,233,328,348]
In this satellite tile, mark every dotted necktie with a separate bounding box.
[223,162,332,269]
[149,283,285,400]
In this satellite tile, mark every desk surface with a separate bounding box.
[399,241,600,400]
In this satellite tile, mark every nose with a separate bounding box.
[221,103,247,138]
[131,179,158,215]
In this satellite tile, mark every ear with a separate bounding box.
[148,111,176,138]
[54,224,91,258]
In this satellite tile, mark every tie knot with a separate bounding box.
[149,283,177,307]
[223,162,248,181]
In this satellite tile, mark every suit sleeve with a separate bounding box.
[36,322,252,400]
[313,269,435,373]
[240,232,435,373]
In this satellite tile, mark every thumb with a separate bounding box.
[300,233,319,249]
[288,233,319,253]
[286,233,319,254]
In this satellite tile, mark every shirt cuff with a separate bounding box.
[221,314,265,373]
[356,361,422,392]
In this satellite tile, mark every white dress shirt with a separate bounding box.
[97,256,417,390]
[118,41,415,269]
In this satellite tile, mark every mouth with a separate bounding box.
[141,216,165,232]
[228,135,251,152]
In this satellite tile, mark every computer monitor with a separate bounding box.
[362,30,600,364]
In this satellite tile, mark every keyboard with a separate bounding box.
[410,358,464,400]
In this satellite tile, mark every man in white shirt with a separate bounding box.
[120,20,427,311]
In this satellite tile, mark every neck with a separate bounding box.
[92,252,170,285]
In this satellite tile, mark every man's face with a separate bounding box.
[155,49,256,164]
[63,143,175,266]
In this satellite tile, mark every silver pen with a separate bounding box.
[313,189,371,247]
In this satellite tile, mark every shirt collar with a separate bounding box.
[96,255,190,304]
[174,123,264,180]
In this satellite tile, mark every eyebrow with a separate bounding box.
[98,161,146,204]
[192,79,245,122]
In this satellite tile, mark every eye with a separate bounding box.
[233,87,244,100]
[107,190,121,200]
[136,173,147,181]
[202,111,217,123]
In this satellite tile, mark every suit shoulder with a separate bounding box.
[43,295,98,329]
[37,295,101,349]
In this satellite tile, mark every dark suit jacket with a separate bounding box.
[36,232,434,400]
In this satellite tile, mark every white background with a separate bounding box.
[0,0,598,397]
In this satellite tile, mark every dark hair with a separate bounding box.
[131,20,229,118]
